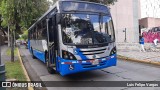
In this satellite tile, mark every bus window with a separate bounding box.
[33,27,36,40]
[36,26,38,39]
[37,23,42,40]
[102,16,115,42]
[42,20,47,39]
[30,29,32,39]
[31,29,33,39]
[48,16,56,42]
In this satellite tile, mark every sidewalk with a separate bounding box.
[1,45,18,64]
[118,50,160,65]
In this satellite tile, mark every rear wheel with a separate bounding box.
[31,48,36,59]
[45,53,56,74]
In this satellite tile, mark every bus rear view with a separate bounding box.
[28,0,117,76]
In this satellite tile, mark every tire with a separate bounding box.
[45,53,56,74]
[31,48,36,59]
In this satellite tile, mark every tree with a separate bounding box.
[0,0,50,62]
[21,30,28,41]
[0,0,3,30]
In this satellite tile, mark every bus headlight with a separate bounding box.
[70,56,73,60]
[64,55,68,59]
[62,50,77,60]
[109,47,116,56]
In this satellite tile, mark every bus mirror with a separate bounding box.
[56,13,61,24]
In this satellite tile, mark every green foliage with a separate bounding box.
[0,0,50,62]
[0,0,50,32]
[21,29,28,41]
[5,60,26,81]
[18,0,50,28]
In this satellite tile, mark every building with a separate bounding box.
[139,17,160,28]
[110,0,140,43]
[139,0,160,43]
[139,0,160,29]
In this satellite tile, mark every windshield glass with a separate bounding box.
[61,13,115,45]
[62,1,109,14]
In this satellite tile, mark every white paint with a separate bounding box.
[42,40,48,51]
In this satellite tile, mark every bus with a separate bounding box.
[28,0,117,76]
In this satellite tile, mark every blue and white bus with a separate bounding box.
[28,0,117,76]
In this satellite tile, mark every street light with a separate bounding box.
[123,28,127,42]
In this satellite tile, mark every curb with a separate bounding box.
[117,55,160,66]
[17,48,34,90]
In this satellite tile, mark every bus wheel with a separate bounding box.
[31,48,36,59]
[46,53,56,74]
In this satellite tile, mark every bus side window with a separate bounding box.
[30,29,32,40]
[31,28,33,40]
[36,26,38,39]
[37,23,42,40]
[48,15,56,42]
[33,27,36,40]
[42,20,47,39]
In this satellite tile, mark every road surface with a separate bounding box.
[19,46,160,90]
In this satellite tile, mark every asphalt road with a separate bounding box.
[19,46,160,90]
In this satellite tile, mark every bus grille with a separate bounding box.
[80,48,106,55]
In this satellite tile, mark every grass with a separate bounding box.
[5,60,26,81]
[6,47,18,56]
[5,48,26,81]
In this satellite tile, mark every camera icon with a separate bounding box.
[2,82,11,87]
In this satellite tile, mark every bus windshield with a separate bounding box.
[61,13,115,45]
[62,1,109,14]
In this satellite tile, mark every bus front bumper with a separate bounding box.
[59,54,117,76]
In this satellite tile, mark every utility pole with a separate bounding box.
[123,28,127,42]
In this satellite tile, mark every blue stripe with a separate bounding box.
[33,50,45,63]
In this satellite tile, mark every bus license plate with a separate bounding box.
[92,59,99,65]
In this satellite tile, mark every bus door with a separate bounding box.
[46,14,57,73]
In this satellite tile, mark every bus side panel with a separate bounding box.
[28,40,31,53]
[33,49,46,63]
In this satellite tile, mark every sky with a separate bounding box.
[140,0,160,18]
